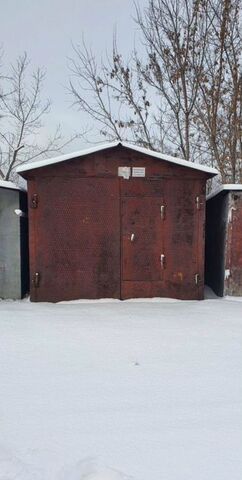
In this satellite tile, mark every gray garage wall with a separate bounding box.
[0,188,22,299]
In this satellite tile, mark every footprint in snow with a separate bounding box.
[59,457,134,480]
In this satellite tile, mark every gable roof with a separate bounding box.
[0,180,25,192]
[16,141,218,176]
[207,184,242,200]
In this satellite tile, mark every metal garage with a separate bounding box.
[0,180,29,299]
[206,184,242,296]
[17,142,217,302]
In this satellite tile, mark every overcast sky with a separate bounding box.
[1,0,146,150]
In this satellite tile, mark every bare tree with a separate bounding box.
[194,0,242,182]
[69,0,242,182]
[0,52,79,181]
[134,0,212,161]
[69,0,211,159]
[69,39,163,150]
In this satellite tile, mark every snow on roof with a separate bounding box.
[207,184,242,200]
[0,180,25,191]
[16,141,218,176]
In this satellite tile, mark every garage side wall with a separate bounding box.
[225,192,242,296]
[19,191,29,297]
[205,194,228,296]
[0,189,21,299]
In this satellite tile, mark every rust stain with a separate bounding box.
[172,272,183,282]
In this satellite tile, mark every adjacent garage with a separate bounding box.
[206,184,242,296]
[17,142,217,302]
[0,180,29,299]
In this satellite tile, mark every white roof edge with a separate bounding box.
[0,179,26,192]
[207,184,242,200]
[16,141,218,175]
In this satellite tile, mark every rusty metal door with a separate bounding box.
[121,180,204,300]
[30,177,120,302]
[163,179,205,299]
[121,196,165,287]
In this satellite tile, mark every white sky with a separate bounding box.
[1,0,146,150]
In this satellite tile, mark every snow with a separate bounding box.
[207,183,242,200]
[14,208,27,217]
[16,141,218,175]
[0,180,24,191]
[0,297,242,480]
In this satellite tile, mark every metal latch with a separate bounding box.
[160,205,166,220]
[31,194,38,209]
[160,254,166,269]
[195,196,203,210]
[33,272,40,288]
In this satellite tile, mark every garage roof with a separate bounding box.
[0,180,25,191]
[16,141,218,176]
[207,184,242,200]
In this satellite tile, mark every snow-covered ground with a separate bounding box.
[0,296,241,480]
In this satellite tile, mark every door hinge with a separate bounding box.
[195,273,200,285]
[31,193,39,209]
[160,254,166,269]
[33,272,40,288]
[160,205,166,220]
[195,196,203,210]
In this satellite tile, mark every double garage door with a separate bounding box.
[30,177,203,301]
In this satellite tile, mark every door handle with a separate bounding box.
[160,254,166,269]
[160,205,165,220]
[131,233,135,242]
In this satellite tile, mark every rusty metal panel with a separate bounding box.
[22,146,209,182]
[122,281,164,299]
[120,177,166,197]
[163,179,205,300]
[121,196,165,283]
[30,177,120,302]
[120,177,205,300]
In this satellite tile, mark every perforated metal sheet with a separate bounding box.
[30,177,120,302]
